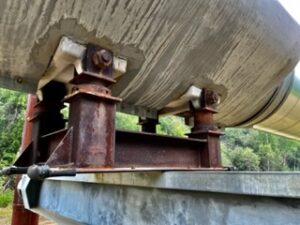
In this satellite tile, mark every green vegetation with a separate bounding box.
[0,89,26,169]
[0,190,13,208]
[116,112,189,137]
[222,128,300,171]
[0,89,26,210]
[0,87,300,208]
[116,113,300,171]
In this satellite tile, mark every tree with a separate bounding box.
[222,128,260,151]
[0,89,26,167]
[257,144,282,171]
[229,147,260,171]
[157,116,189,137]
[115,112,140,131]
[220,143,232,167]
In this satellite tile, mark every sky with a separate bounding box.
[278,0,300,25]
[278,0,300,76]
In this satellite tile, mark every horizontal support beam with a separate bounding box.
[16,129,208,169]
[49,171,300,198]
[19,172,300,225]
[115,130,206,168]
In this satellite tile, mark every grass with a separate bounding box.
[0,188,56,225]
[0,190,13,225]
[0,190,13,208]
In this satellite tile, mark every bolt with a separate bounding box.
[16,76,23,84]
[205,90,220,107]
[92,49,113,69]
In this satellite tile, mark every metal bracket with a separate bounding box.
[160,86,202,115]
[2,42,225,180]
[37,37,127,100]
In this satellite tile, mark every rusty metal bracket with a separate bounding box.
[188,89,223,167]
[4,43,226,180]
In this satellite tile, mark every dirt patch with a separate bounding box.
[0,207,57,225]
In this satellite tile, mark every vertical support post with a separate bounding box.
[188,89,223,167]
[138,117,158,133]
[30,82,66,163]
[12,83,65,225]
[11,95,39,225]
[66,79,118,167]
[65,46,121,168]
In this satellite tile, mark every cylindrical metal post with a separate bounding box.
[11,94,39,225]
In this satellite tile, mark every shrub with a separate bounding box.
[0,190,13,208]
[230,147,260,171]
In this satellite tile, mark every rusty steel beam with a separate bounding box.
[11,84,66,224]
[64,46,121,168]
[188,89,223,167]
[11,95,39,225]
[7,43,225,181]
[115,130,206,168]
[15,125,223,172]
[27,129,208,169]
[30,82,66,164]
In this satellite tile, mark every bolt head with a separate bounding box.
[205,90,220,107]
[92,49,112,68]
